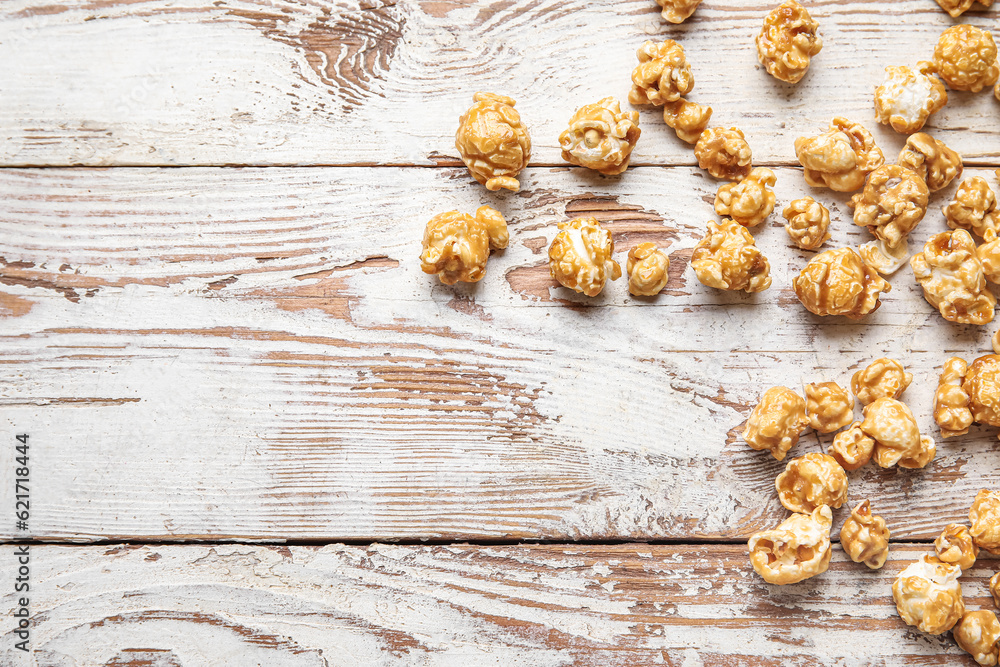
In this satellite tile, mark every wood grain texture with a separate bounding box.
[2,165,999,542]
[1,0,998,166]
[0,543,994,666]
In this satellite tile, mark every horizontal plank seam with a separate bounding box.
[1,161,999,170]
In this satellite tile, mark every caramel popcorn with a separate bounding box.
[979,239,1000,285]
[851,358,913,406]
[792,247,891,319]
[694,127,753,181]
[874,65,948,135]
[714,168,777,228]
[548,217,621,297]
[850,165,929,249]
[991,572,1000,607]
[691,219,772,292]
[860,397,936,469]
[971,490,1000,554]
[893,556,965,635]
[775,452,848,513]
[559,98,641,176]
[742,385,810,461]
[936,0,994,17]
[795,117,884,192]
[933,25,1000,93]
[626,242,670,296]
[783,197,831,251]
[628,40,695,107]
[829,421,875,471]
[804,381,854,433]
[859,238,912,276]
[955,610,1000,667]
[965,356,1000,432]
[419,206,509,285]
[748,505,832,585]
[935,524,979,571]
[944,177,1000,242]
[840,499,890,569]
[755,0,823,84]
[655,0,702,23]
[455,93,531,192]
[935,357,974,438]
[898,132,963,193]
[662,99,713,144]
[911,230,996,325]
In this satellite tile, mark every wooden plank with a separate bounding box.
[0,542,993,665]
[1,0,998,166]
[1,165,998,541]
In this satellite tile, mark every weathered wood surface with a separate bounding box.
[0,543,994,666]
[1,0,998,167]
[2,165,998,542]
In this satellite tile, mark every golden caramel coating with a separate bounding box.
[955,610,1000,667]
[795,117,885,192]
[851,358,913,406]
[829,421,875,471]
[628,40,695,107]
[936,0,994,17]
[559,97,641,176]
[455,93,531,192]
[694,127,753,181]
[655,0,702,23]
[911,230,996,325]
[755,0,823,84]
[419,206,509,285]
[966,356,1000,430]
[850,165,929,249]
[991,572,1000,607]
[982,240,1000,285]
[748,506,832,585]
[971,490,1000,554]
[898,133,963,193]
[775,452,848,514]
[945,177,1000,242]
[935,524,979,571]
[995,329,1000,355]
[742,385,810,461]
[804,381,854,433]
[662,99,713,144]
[840,500,890,569]
[793,247,891,319]
[933,25,1000,93]
[626,242,670,296]
[783,197,831,251]
[860,397,936,469]
[874,65,948,135]
[715,168,777,228]
[548,217,621,297]
[894,556,965,635]
[935,357,974,438]
[691,219,772,293]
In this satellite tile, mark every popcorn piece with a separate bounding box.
[995,330,1000,355]
[714,167,777,228]
[874,65,948,135]
[691,219,772,292]
[419,206,509,285]
[662,99,713,144]
[911,230,996,325]
[775,452,848,513]
[748,505,833,585]
[829,421,875,471]
[893,556,965,635]
[792,247,891,319]
[898,133,963,193]
[795,117,884,192]
[851,358,913,406]
[965,355,1000,431]
[755,0,823,84]
[628,40,695,107]
[804,381,854,433]
[981,240,1000,285]
[559,97,641,176]
[935,524,979,571]
[860,397,936,469]
[859,238,911,276]
[991,572,1000,607]
[935,357,974,438]
[626,242,670,296]
[548,217,621,297]
[455,93,531,192]
[655,0,702,23]
[971,489,1000,554]
[840,499,890,569]
[850,165,929,249]
[783,197,831,251]
[955,610,1000,667]
[944,177,1000,242]
[933,25,1000,93]
[695,127,753,181]
[742,385,810,461]
[935,0,994,18]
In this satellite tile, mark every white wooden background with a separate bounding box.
[1,0,999,663]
